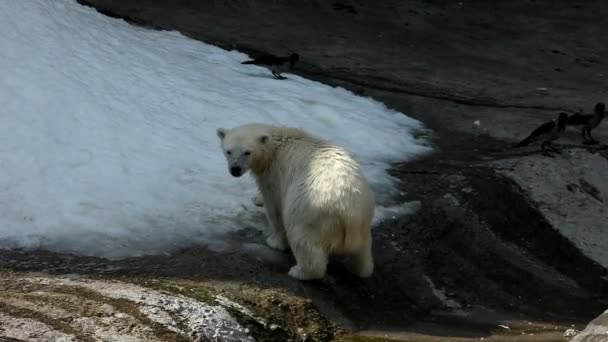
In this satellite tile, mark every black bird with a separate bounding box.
[241,53,299,80]
[515,112,569,156]
[566,102,605,145]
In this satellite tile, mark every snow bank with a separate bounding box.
[0,0,431,258]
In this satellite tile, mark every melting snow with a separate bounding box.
[0,0,431,258]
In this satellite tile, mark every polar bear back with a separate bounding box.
[257,125,375,231]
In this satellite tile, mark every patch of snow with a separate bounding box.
[372,201,421,226]
[0,0,431,258]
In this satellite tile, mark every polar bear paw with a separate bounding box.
[265,233,288,251]
[345,250,374,278]
[288,265,324,280]
[251,194,264,207]
[346,258,374,278]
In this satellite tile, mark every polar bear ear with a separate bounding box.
[259,135,269,144]
[216,128,227,140]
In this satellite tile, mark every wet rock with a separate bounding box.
[493,149,608,269]
[564,328,580,338]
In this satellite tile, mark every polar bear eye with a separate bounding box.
[243,151,251,156]
[226,150,232,155]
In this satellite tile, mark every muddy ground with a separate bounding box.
[2,0,608,341]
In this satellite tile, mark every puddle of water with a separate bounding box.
[342,324,568,342]
[340,311,575,342]
[341,330,566,342]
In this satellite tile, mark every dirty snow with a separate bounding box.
[371,201,421,226]
[0,0,431,258]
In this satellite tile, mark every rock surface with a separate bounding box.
[494,148,608,269]
[0,273,255,342]
[570,309,608,342]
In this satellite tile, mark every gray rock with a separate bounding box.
[570,309,608,342]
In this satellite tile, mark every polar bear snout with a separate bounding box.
[229,165,243,177]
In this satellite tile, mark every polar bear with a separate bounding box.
[216,123,375,280]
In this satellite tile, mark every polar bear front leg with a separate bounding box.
[262,201,288,251]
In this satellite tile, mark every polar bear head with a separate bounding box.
[216,124,270,177]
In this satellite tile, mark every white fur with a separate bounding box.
[217,123,375,280]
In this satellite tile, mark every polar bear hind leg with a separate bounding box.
[345,229,374,278]
[285,223,329,280]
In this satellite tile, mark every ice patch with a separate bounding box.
[0,0,432,258]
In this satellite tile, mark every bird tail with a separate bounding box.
[241,60,256,65]
[514,134,534,148]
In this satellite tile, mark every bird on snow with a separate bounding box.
[241,52,299,80]
[566,102,605,145]
[514,112,569,156]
